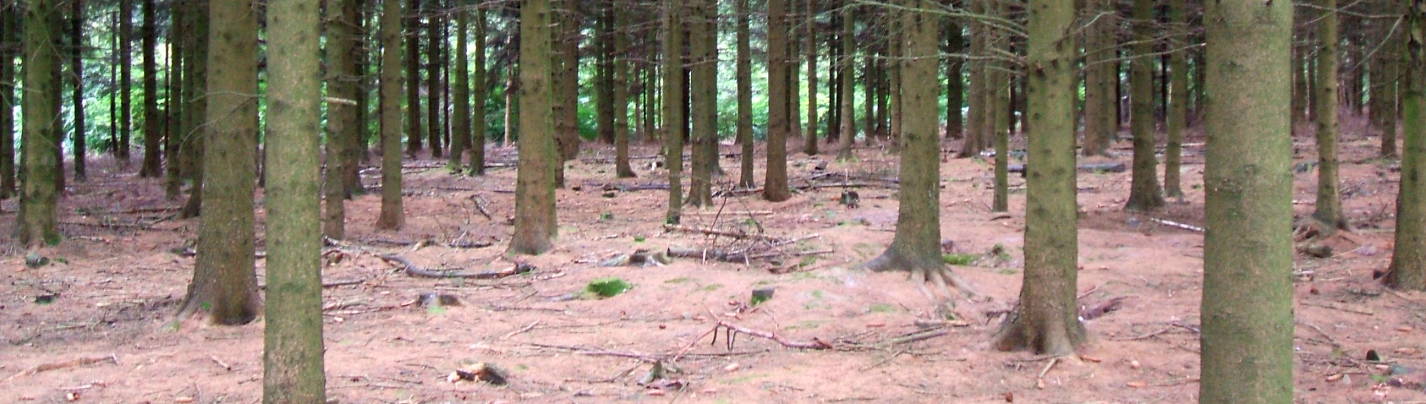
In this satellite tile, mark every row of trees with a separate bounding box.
[4,0,1426,401]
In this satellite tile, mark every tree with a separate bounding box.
[736,0,754,188]
[118,0,132,162]
[0,4,14,200]
[510,0,559,255]
[451,0,471,172]
[764,0,791,201]
[1081,0,1113,157]
[991,0,1084,355]
[179,0,209,220]
[263,0,326,399]
[803,0,819,155]
[177,0,261,325]
[944,14,962,140]
[1163,0,1187,198]
[663,0,685,223]
[1199,0,1295,401]
[1385,0,1426,291]
[1313,0,1346,230]
[140,0,160,177]
[424,5,443,159]
[1125,0,1164,211]
[70,0,86,182]
[835,1,855,161]
[861,1,963,294]
[17,0,62,247]
[613,4,636,178]
[989,0,1008,213]
[405,0,424,155]
[687,0,715,207]
[378,0,406,230]
[325,0,361,240]
[468,5,488,176]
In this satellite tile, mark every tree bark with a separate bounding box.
[764,0,791,201]
[1125,0,1164,211]
[1163,0,1187,198]
[1386,0,1426,291]
[140,0,160,177]
[613,4,636,178]
[263,0,327,399]
[450,0,471,172]
[1313,0,1346,229]
[688,0,715,207]
[663,0,686,222]
[178,0,261,325]
[325,0,362,240]
[803,0,819,155]
[993,0,1085,355]
[510,0,559,255]
[736,0,755,188]
[405,0,424,154]
[0,5,15,199]
[425,3,443,158]
[945,15,962,139]
[835,1,855,161]
[18,0,62,246]
[70,0,85,182]
[377,0,407,229]
[1199,0,1295,401]
[469,6,488,176]
[118,0,132,162]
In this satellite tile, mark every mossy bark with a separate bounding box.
[1125,0,1164,211]
[509,0,559,255]
[764,0,791,202]
[178,0,260,325]
[18,0,62,247]
[1313,0,1346,230]
[992,0,1085,355]
[1386,0,1426,291]
[263,0,327,400]
[377,0,406,230]
[1199,0,1295,401]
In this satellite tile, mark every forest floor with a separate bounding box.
[4,119,1426,403]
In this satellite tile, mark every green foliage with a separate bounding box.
[583,277,631,298]
[942,253,978,266]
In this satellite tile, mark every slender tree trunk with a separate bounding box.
[69,0,85,182]
[346,0,369,194]
[1385,0,1426,291]
[165,11,183,199]
[596,4,615,145]
[687,0,715,207]
[958,0,985,158]
[1125,0,1164,211]
[1081,0,1111,156]
[804,0,819,155]
[835,2,855,160]
[763,0,792,201]
[0,5,15,199]
[377,0,406,229]
[989,0,1008,212]
[177,0,261,325]
[1380,6,1401,158]
[405,0,424,154]
[469,6,487,175]
[325,0,362,239]
[140,0,160,177]
[180,0,209,219]
[1314,0,1346,229]
[263,0,326,399]
[510,0,559,254]
[119,0,132,163]
[17,0,62,246]
[736,0,754,188]
[554,0,580,165]
[993,0,1085,355]
[449,0,470,172]
[1294,44,1308,124]
[945,16,962,139]
[613,5,636,178]
[1200,0,1295,401]
[1163,0,1187,198]
[663,0,686,222]
[425,5,443,158]
[788,0,802,144]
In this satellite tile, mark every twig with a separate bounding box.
[6,355,119,381]
[1036,357,1060,389]
[501,321,542,340]
[469,195,493,220]
[208,355,232,371]
[711,320,834,350]
[528,343,662,363]
[1297,321,1342,348]
[377,255,533,279]
[662,224,784,242]
[1302,301,1374,316]
[1149,218,1205,233]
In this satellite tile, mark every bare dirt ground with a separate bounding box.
[3,118,1426,403]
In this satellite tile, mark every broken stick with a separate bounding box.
[378,255,533,279]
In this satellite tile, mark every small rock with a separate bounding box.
[24,252,49,268]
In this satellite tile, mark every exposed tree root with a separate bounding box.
[859,249,981,300]
[990,307,1087,356]
[377,255,533,279]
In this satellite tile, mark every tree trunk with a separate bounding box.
[1163,0,1187,198]
[18,0,62,246]
[687,0,715,207]
[1081,0,1112,156]
[663,0,686,222]
[1313,0,1345,229]
[140,0,160,177]
[346,0,369,194]
[325,0,362,240]
[992,0,1085,355]
[263,0,327,399]
[613,5,636,178]
[554,0,581,165]
[958,0,985,158]
[510,0,559,255]
[178,0,260,325]
[377,0,406,229]
[835,2,855,160]
[803,0,819,155]
[763,0,792,201]
[425,5,443,158]
[450,0,471,172]
[1293,44,1308,124]
[945,16,962,139]
[0,5,15,199]
[1199,0,1295,401]
[469,6,488,176]
[118,0,132,162]
[1125,0,1164,211]
[179,0,209,219]
[736,0,755,188]
[1385,0,1426,291]
[862,0,956,288]
[596,4,615,145]
[1380,6,1401,158]
[70,0,85,182]
[405,0,424,154]
[990,0,1008,212]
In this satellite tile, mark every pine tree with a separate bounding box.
[1313,0,1346,230]
[1125,0,1165,211]
[377,0,406,230]
[1385,0,1426,291]
[140,0,160,177]
[17,0,62,247]
[509,0,559,255]
[663,0,685,223]
[736,0,755,188]
[764,0,791,201]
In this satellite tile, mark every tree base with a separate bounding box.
[859,249,980,301]
[991,306,1086,356]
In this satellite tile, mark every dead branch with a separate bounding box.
[711,320,834,350]
[1149,218,1205,233]
[662,224,783,242]
[468,195,493,220]
[1080,296,1128,320]
[6,355,119,381]
[378,255,533,279]
[666,247,751,263]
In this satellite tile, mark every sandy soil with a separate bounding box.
[3,119,1425,403]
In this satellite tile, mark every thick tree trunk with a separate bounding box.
[1314,0,1346,230]
[835,2,855,160]
[1081,0,1112,156]
[178,0,260,325]
[1125,0,1164,211]
[450,1,471,172]
[1199,0,1295,401]
[1386,0,1426,291]
[663,0,686,222]
[687,0,715,207]
[1163,0,1187,198]
[377,0,406,229]
[736,0,754,188]
[993,0,1085,355]
[18,0,62,246]
[179,0,209,219]
[140,0,160,177]
[262,0,326,399]
[764,0,791,201]
[405,0,424,154]
[510,0,559,255]
[469,6,488,176]
[325,0,362,240]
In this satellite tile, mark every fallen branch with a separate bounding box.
[1302,301,1374,316]
[6,355,119,381]
[1149,218,1205,233]
[666,247,751,264]
[663,224,783,242]
[1080,296,1128,320]
[711,320,834,350]
[378,255,533,279]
